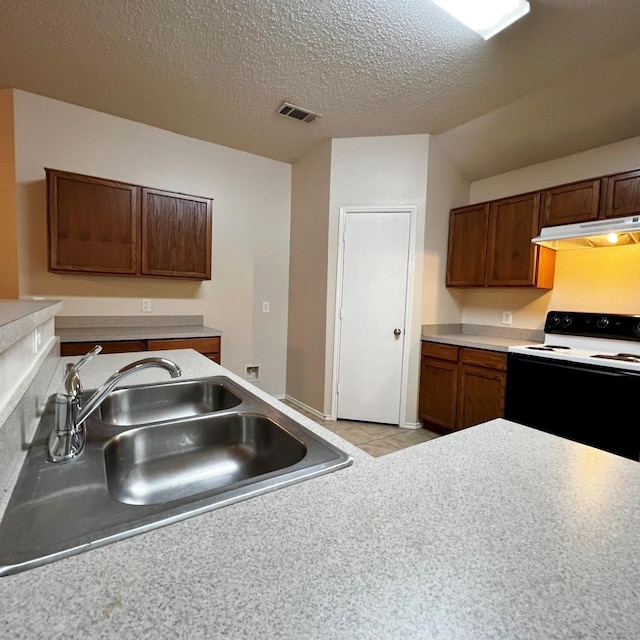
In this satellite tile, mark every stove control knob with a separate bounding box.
[549,313,561,327]
[561,315,573,328]
[596,316,610,329]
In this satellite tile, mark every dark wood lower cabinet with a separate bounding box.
[60,336,221,364]
[147,337,220,364]
[419,341,506,432]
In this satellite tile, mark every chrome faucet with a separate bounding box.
[47,345,181,463]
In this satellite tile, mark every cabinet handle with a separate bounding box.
[394,328,402,336]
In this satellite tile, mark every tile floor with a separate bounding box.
[283,400,442,457]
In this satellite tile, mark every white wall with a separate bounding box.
[287,141,332,412]
[13,90,292,395]
[327,135,430,425]
[423,138,469,325]
[463,135,640,329]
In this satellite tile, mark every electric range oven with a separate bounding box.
[504,311,640,461]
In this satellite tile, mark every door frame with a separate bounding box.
[330,205,418,426]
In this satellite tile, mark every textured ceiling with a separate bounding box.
[2,0,640,179]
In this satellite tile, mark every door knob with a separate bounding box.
[393,328,402,336]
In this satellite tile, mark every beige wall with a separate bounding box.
[463,135,640,329]
[286,141,332,412]
[0,90,19,298]
[422,138,469,325]
[13,90,291,395]
[328,135,430,425]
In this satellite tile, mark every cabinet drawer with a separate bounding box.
[461,347,507,371]
[60,340,146,356]
[421,341,459,362]
[147,337,220,355]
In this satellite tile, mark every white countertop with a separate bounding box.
[0,349,638,639]
[0,299,62,354]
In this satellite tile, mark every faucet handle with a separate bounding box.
[61,345,102,398]
[72,345,102,373]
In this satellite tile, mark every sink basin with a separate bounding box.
[99,379,242,426]
[105,413,307,505]
[0,375,352,576]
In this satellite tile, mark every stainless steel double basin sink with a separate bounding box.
[0,376,352,576]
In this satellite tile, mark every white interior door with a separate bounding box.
[336,210,411,424]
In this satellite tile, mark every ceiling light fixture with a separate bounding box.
[432,0,530,40]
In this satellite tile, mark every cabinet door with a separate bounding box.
[419,357,458,431]
[47,169,139,275]
[446,204,489,286]
[603,169,640,219]
[141,188,212,279]
[486,193,554,288]
[456,364,506,430]
[541,179,601,227]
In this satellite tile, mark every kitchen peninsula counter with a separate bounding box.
[0,350,638,639]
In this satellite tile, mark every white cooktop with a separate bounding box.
[508,334,640,372]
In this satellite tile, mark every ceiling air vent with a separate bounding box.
[276,102,321,124]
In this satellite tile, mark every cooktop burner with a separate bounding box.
[591,353,640,363]
[525,344,570,351]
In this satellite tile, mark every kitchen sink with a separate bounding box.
[105,413,308,505]
[99,379,242,426]
[0,376,352,576]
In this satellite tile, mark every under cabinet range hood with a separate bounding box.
[532,215,640,250]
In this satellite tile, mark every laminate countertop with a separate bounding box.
[422,333,540,353]
[0,351,638,639]
[0,299,62,354]
[56,325,222,343]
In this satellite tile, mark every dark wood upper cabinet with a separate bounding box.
[446,195,554,289]
[603,169,640,219]
[141,188,212,279]
[486,193,555,288]
[541,179,601,227]
[446,204,489,286]
[47,169,139,275]
[444,166,640,290]
[46,169,213,280]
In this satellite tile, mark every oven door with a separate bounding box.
[505,353,640,461]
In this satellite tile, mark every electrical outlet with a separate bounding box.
[262,301,270,313]
[142,298,152,313]
[502,311,513,325]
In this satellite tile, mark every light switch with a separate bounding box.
[262,301,270,313]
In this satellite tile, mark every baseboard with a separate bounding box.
[283,395,328,421]
[272,394,286,400]
[402,422,422,430]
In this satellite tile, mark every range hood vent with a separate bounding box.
[275,101,321,124]
[532,215,640,250]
